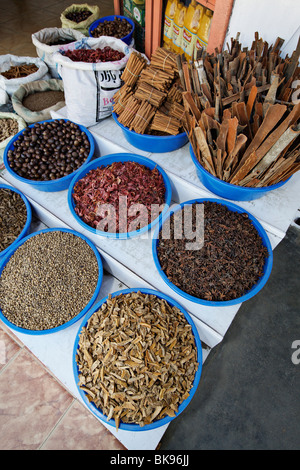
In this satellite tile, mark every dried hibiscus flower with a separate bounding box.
[72,161,166,233]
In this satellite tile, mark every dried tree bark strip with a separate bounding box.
[247,123,300,178]
[246,85,258,119]
[254,102,300,159]
[262,73,280,117]
[229,151,260,185]
[230,104,287,179]
[223,133,248,176]
[182,92,201,122]
[226,117,239,156]
[194,126,216,175]
[239,104,300,182]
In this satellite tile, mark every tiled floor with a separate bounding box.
[0,0,127,451]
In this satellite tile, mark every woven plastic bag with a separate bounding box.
[60,3,100,35]
[0,112,26,168]
[0,55,49,96]
[11,79,65,124]
[53,36,131,127]
[32,27,85,78]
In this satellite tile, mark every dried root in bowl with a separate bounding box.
[76,291,199,430]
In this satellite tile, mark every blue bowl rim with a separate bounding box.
[3,119,95,189]
[152,198,273,307]
[112,111,188,142]
[67,153,173,239]
[190,143,291,193]
[72,286,203,431]
[0,183,32,259]
[0,227,103,335]
[88,15,135,41]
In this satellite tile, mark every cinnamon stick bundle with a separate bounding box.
[134,81,167,108]
[130,101,155,134]
[139,66,173,91]
[121,51,147,87]
[150,110,181,136]
[117,95,141,128]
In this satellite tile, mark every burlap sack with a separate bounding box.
[60,4,100,35]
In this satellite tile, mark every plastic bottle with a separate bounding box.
[172,2,187,54]
[195,8,213,55]
[163,0,178,50]
[182,0,204,61]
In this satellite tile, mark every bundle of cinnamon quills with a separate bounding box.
[113,48,184,136]
[177,32,300,187]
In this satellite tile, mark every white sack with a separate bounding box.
[32,28,85,78]
[53,36,131,127]
[0,55,49,96]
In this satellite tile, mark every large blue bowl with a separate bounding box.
[88,15,135,45]
[3,119,95,192]
[152,198,273,307]
[0,184,32,259]
[0,228,103,335]
[190,144,291,201]
[68,153,172,239]
[112,112,189,153]
[73,287,202,431]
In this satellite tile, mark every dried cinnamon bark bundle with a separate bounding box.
[177,32,300,187]
[121,51,147,87]
[113,47,184,136]
[157,201,269,302]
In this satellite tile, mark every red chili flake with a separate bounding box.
[63,47,125,63]
[72,161,166,233]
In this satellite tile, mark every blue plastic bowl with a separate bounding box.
[73,287,202,431]
[88,15,135,45]
[0,228,103,335]
[112,112,189,153]
[0,184,32,259]
[152,198,273,307]
[68,153,172,239]
[3,119,95,192]
[190,144,291,201]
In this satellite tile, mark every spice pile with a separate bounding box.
[0,230,99,330]
[76,291,199,429]
[63,47,125,63]
[45,37,76,46]
[113,48,185,136]
[22,90,65,112]
[0,118,19,143]
[6,119,90,181]
[72,161,166,233]
[65,8,92,23]
[1,63,38,79]
[90,17,132,39]
[0,187,27,252]
[156,201,269,302]
[177,32,300,187]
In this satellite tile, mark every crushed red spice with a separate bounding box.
[63,47,125,63]
[72,161,166,233]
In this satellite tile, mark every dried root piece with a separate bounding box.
[76,291,199,429]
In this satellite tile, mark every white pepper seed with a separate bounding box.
[0,231,99,330]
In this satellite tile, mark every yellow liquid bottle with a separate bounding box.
[172,2,187,54]
[163,0,178,50]
[195,7,213,55]
[182,1,204,61]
